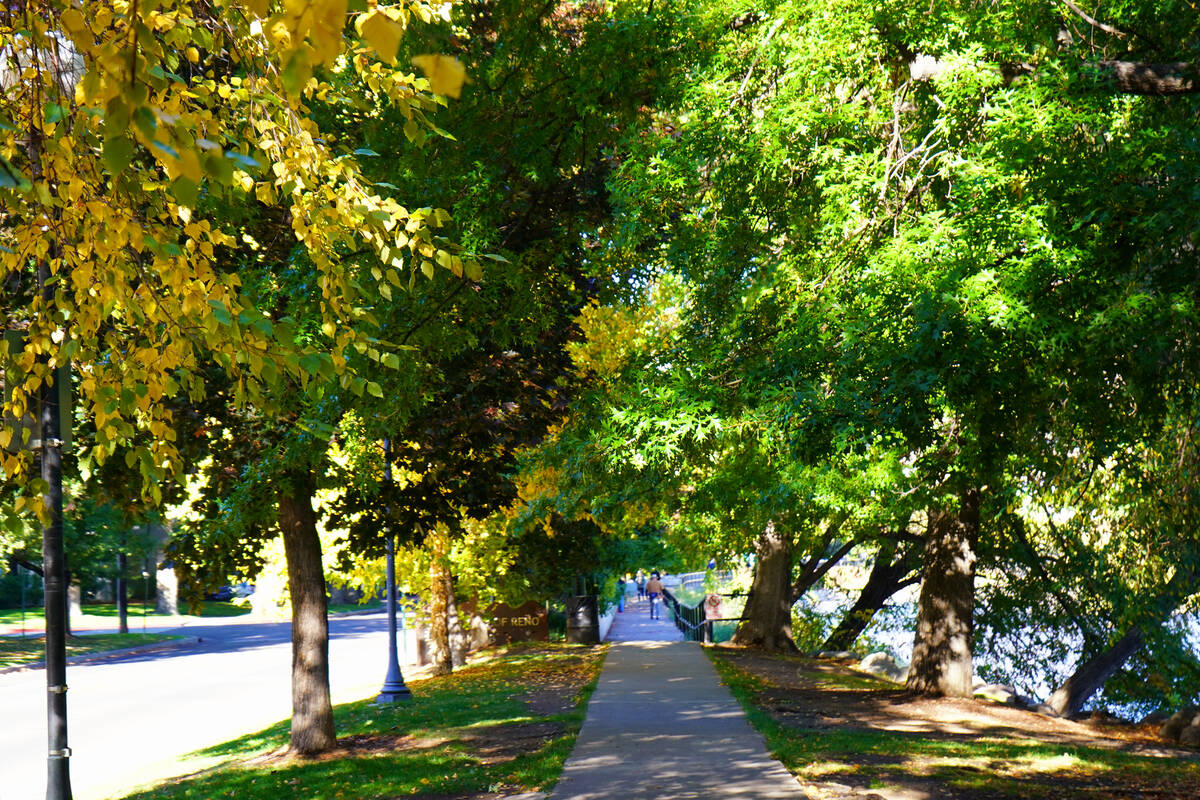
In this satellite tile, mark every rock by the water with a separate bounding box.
[814,650,857,660]
[974,684,1021,706]
[1159,706,1200,742]
[1180,724,1200,749]
[858,651,907,683]
[1139,711,1170,726]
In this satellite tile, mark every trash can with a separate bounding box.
[565,595,599,644]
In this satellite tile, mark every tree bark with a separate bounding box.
[278,470,336,755]
[731,521,798,652]
[790,515,853,603]
[446,577,468,669]
[906,490,980,697]
[116,552,128,635]
[428,527,453,675]
[1047,625,1145,717]
[1098,61,1198,95]
[821,537,921,652]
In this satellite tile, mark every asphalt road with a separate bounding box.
[1,612,408,800]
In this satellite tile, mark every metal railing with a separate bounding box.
[661,587,750,644]
[673,570,734,592]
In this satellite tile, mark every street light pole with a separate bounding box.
[376,438,410,703]
[39,317,71,800]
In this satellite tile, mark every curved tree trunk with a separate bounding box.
[906,490,980,697]
[821,537,921,652]
[790,515,854,603]
[731,521,798,652]
[1047,625,1145,717]
[279,470,336,755]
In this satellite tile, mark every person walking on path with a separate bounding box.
[547,639,807,799]
[644,572,664,619]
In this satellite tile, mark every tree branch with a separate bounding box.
[1098,61,1198,95]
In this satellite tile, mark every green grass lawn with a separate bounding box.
[0,600,381,631]
[0,601,250,630]
[710,651,1200,799]
[0,633,180,669]
[116,642,606,800]
[327,600,383,615]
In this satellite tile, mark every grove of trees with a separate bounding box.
[3,0,1199,786]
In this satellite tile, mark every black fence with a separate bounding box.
[661,587,750,644]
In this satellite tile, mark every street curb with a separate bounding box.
[0,635,197,676]
[328,606,385,617]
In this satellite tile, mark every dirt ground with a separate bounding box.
[711,648,1200,800]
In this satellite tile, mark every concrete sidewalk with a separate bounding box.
[607,594,683,642]
[549,597,808,800]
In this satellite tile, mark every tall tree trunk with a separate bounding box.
[821,537,921,652]
[731,522,798,652]
[278,470,336,755]
[446,576,467,668]
[1047,625,1145,717]
[116,553,128,635]
[428,527,453,676]
[906,490,980,697]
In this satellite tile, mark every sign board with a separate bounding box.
[488,600,549,645]
[704,593,724,620]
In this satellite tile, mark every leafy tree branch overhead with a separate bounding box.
[0,0,472,512]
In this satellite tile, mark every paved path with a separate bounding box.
[549,596,808,800]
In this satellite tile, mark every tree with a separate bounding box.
[581,0,1200,698]
[2,1,479,770]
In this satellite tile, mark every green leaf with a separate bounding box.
[366,381,384,398]
[43,103,66,125]
[280,50,311,95]
[299,353,325,376]
[132,106,158,140]
[0,155,29,190]
[354,148,380,157]
[103,136,136,174]
[204,151,234,185]
[208,300,233,326]
[225,151,261,170]
[171,177,200,207]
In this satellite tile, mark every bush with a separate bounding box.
[0,569,43,609]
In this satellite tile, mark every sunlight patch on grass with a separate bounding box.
[708,650,1200,798]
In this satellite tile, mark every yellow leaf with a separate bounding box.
[411,54,466,99]
[60,8,88,38]
[359,11,405,65]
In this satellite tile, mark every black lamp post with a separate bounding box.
[376,438,410,703]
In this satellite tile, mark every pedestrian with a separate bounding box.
[636,570,646,600]
[645,571,664,620]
